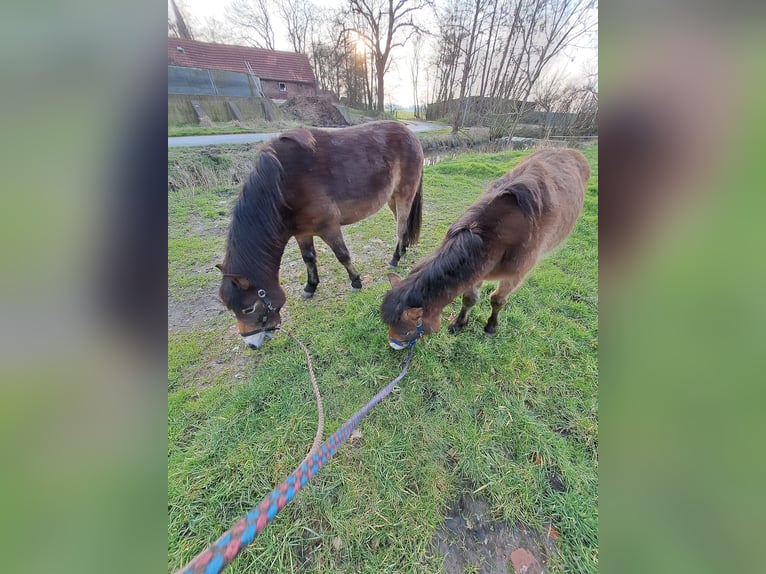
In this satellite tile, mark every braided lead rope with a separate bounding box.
[278,327,324,456]
[174,346,414,574]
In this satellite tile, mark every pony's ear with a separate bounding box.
[403,307,423,323]
[500,181,539,218]
[224,274,252,291]
[387,273,403,288]
[280,128,316,151]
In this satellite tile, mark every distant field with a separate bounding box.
[168,145,598,573]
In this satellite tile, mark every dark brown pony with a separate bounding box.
[217,121,424,349]
[381,148,589,349]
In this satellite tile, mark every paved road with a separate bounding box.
[168,120,444,148]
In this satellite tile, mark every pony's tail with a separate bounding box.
[402,174,423,248]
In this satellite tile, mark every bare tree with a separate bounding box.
[409,32,425,117]
[225,0,276,50]
[196,16,238,44]
[560,70,598,135]
[348,0,432,112]
[494,0,597,137]
[530,68,568,137]
[304,6,371,108]
[276,0,317,54]
[429,0,596,137]
[432,1,466,108]
[477,0,501,97]
[451,0,490,133]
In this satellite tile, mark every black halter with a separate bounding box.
[240,289,281,337]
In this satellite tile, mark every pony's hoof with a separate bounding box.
[301,290,315,299]
[351,287,362,293]
[386,262,398,270]
[484,328,496,337]
[448,323,463,334]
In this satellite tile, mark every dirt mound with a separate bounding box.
[280,97,350,127]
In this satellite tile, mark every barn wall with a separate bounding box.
[260,80,317,99]
[168,94,284,126]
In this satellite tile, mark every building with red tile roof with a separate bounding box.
[168,37,316,99]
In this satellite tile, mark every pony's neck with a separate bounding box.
[406,231,486,319]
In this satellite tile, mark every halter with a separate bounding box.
[240,288,281,337]
[389,320,423,348]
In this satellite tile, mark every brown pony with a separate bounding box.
[217,121,424,349]
[381,148,589,349]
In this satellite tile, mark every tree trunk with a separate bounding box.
[452,0,483,134]
[376,59,385,113]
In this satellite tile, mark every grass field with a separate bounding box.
[168,145,598,573]
[169,120,305,137]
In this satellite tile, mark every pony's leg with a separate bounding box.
[387,198,404,269]
[485,275,525,336]
[448,283,481,334]
[388,241,404,270]
[320,229,363,291]
[296,235,319,298]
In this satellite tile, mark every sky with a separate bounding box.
[174,0,597,109]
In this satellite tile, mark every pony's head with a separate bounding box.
[216,264,284,349]
[380,273,439,350]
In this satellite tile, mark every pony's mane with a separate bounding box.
[222,148,288,278]
[381,226,486,323]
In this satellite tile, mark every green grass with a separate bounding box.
[391,109,417,120]
[169,125,258,137]
[168,145,598,573]
[169,120,305,137]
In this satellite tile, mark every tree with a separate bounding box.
[499,0,597,138]
[225,0,276,50]
[409,32,425,117]
[276,0,317,54]
[304,6,371,108]
[432,3,466,107]
[451,0,491,133]
[429,0,597,136]
[195,16,238,45]
[348,0,432,112]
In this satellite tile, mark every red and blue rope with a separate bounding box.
[175,346,414,574]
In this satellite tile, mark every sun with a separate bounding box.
[355,38,367,55]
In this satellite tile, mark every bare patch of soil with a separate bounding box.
[432,493,556,574]
[189,214,229,238]
[169,292,225,332]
